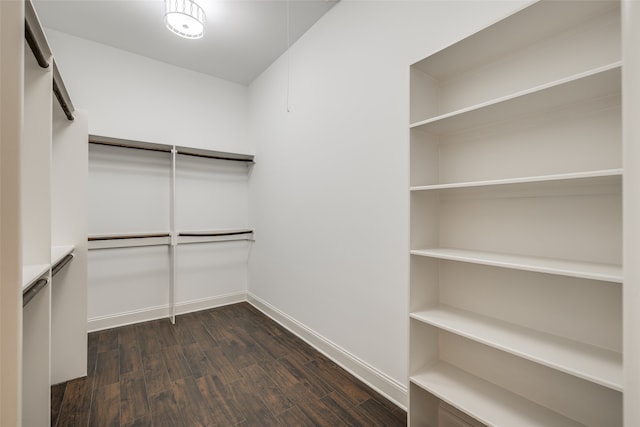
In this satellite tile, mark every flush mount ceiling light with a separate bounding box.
[164,0,206,39]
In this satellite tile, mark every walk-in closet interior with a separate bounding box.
[2,0,640,425]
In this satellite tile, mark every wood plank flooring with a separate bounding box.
[52,302,406,426]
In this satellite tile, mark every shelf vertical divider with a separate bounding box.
[169,147,177,324]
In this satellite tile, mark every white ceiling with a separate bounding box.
[33,0,337,85]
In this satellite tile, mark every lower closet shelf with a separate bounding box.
[411,307,622,391]
[22,263,50,291]
[411,363,584,427]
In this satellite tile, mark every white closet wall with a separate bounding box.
[247,0,529,407]
[44,29,249,154]
[41,29,253,330]
[87,142,252,330]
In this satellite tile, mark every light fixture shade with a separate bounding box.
[164,0,205,39]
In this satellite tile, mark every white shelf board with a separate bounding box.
[410,248,622,283]
[413,1,617,79]
[51,245,74,266]
[22,263,50,292]
[410,169,623,192]
[410,63,621,134]
[411,363,585,427]
[411,307,622,391]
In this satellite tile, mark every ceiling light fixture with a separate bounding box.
[164,0,206,40]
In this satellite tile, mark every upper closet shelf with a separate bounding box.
[89,135,255,163]
[22,264,50,292]
[410,169,622,192]
[410,64,620,133]
[411,307,622,391]
[411,363,585,427]
[88,233,171,250]
[410,248,622,283]
[414,0,617,80]
[177,229,254,244]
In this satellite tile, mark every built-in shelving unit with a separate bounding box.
[88,135,254,327]
[408,1,622,425]
[20,0,89,423]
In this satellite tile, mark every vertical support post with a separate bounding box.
[0,1,25,425]
[623,1,640,425]
[169,147,177,324]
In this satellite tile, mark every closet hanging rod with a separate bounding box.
[25,0,75,121]
[23,278,49,307]
[176,150,255,163]
[24,0,50,69]
[88,136,173,154]
[53,62,75,121]
[89,233,171,241]
[52,253,74,277]
[178,230,253,237]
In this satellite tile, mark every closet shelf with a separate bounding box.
[411,307,622,391]
[413,1,616,80]
[411,363,585,427]
[410,248,622,283]
[409,63,620,134]
[410,169,622,192]
[177,229,254,244]
[22,264,50,292]
[88,232,171,250]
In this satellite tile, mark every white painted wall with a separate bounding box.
[44,29,250,154]
[248,0,529,404]
[46,30,252,330]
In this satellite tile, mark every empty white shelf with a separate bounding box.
[51,245,74,266]
[410,169,623,192]
[411,307,622,391]
[22,263,50,292]
[414,1,617,81]
[411,363,585,427]
[410,248,622,283]
[410,64,620,134]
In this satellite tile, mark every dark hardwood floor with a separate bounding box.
[51,302,406,426]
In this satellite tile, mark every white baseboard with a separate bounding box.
[87,291,247,332]
[247,292,408,409]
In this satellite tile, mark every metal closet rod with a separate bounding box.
[89,233,171,241]
[179,230,252,237]
[23,278,48,307]
[52,253,74,276]
[25,0,75,121]
[88,136,255,163]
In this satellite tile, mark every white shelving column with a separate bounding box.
[51,104,88,384]
[622,0,640,425]
[408,1,623,426]
[0,1,25,425]
[22,15,53,426]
